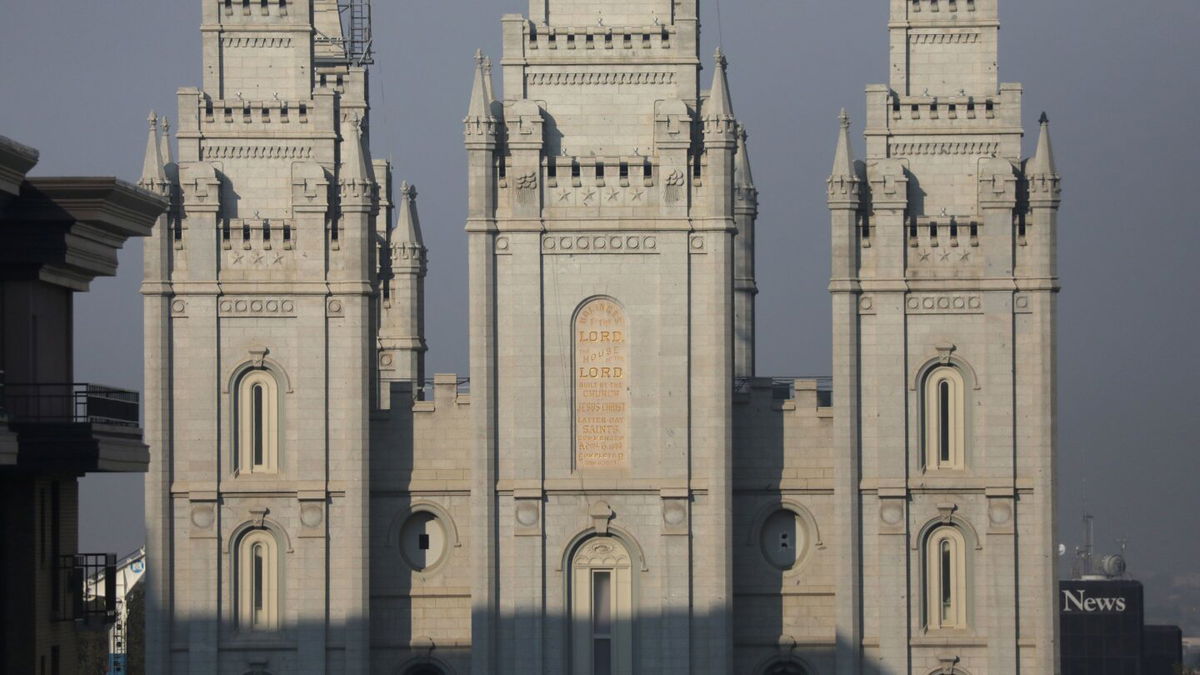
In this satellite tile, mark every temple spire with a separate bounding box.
[830,109,856,180]
[140,111,166,186]
[1029,112,1058,176]
[395,181,424,246]
[341,115,373,192]
[735,125,755,190]
[466,49,494,121]
[706,48,735,120]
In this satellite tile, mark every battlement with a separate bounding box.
[529,0,687,29]
[865,85,1023,164]
[901,0,987,19]
[212,0,300,24]
[523,23,678,59]
[490,149,726,219]
[189,94,336,138]
[219,217,297,251]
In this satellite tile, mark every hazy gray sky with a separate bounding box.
[2,0,1197,632]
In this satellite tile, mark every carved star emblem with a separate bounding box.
[272,254,284,265]
[631,190,644,202]
[252,253,265,265]
[606,189,620,202]
[939,251,952,262]
[232,253,245,264]
[919,249,931,262]
[558,190,572,202]
[582,190,596,204]
[959,251,971,262]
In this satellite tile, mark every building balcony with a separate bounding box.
[0,381,147,473]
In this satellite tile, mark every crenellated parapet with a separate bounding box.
[521,23,679,57]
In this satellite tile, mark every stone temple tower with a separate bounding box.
[143,1,388,672]
[460,0,753,671]
[829,0,1062,672]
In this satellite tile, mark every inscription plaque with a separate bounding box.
[574,298,630,469]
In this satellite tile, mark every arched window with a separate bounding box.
[571,537,633,675]
[923,366,965,470]
[237,370,278,474]
[237,530,279,631]
[925,526,967,630]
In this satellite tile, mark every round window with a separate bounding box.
[400,512,447,571]
[760,509,807,570]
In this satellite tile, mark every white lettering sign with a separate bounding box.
[1061,589,1127,613]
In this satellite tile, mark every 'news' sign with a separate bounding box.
[1061,589,1128,614]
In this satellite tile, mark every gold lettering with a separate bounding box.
[575,299,630,469]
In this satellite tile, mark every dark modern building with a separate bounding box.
[0,134,165,674]
[1061,577,1185,675]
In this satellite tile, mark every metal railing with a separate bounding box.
[54,553,117,625]
[1,381,140,427]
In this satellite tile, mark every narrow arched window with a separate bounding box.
[571,538,633,674]
[923,366,965,470]
[925,527,967,630]
[237,371,278,474]
[237,530,279,631]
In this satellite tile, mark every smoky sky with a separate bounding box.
[2,1,1197,632]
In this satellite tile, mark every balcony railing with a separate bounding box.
[54,553,117,626]
[1,382,139,427]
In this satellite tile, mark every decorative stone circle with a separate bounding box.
[300,504,324,528]
[880,502,904,525]
[515,502,539,527]
[190,505,215,529]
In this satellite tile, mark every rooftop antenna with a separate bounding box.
[714,0,725,49]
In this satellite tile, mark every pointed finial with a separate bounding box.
[705,49,735,120]
[466,49,495,121]
[1029,111,1057,176]
[395,179,423,245]
[140,111,166,185]
[341,114,372,184]
[829,110,857,181]
[735,124,755,190]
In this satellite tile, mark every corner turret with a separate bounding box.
[827,109,860,206]
[378,180,428,400]
[703,49,737,136]
[1027,113,1060,191]
[733,124,758,377]
[465,49,497,129]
